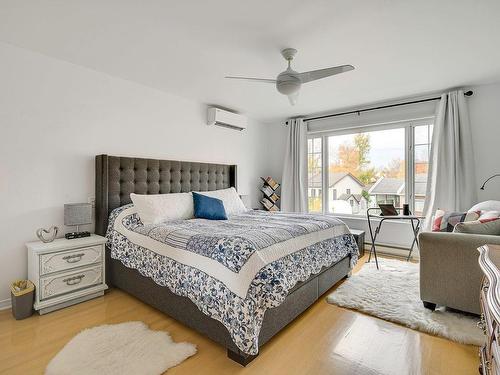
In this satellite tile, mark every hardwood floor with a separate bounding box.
[0,256,479,375]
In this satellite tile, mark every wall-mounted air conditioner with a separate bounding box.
[207,107,247,131]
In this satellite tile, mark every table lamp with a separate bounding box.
[64,203,92,239]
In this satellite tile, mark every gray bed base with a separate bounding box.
[108,254,351,365]
[95,155,353,365]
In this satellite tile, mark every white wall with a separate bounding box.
[0,42,280,305]
[469,82,500,201]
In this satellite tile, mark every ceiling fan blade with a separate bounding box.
[225,76,276,83]
[298,65,354,84]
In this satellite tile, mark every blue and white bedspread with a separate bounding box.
[106,205,358,355]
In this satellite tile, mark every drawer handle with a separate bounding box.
[485,360,491,370]
[62,253,85,263]
[477,317,487,335]
[63,275,85,286]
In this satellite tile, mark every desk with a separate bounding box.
[366,207,425,269]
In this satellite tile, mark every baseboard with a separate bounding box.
[0,298,11,311]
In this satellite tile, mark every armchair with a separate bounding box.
[419,231,500,315]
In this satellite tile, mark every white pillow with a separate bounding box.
[197,187,247,215]
[130,193,194,224]
[479,210,500,221]
[469,201,500,213]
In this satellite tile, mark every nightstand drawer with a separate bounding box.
[40,265,103,300]
[40,245,103,275]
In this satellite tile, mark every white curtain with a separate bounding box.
[281,118,308,212]
[423,90,477,229]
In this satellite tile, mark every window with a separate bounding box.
[307,120,433,216]
[414,123,433,215]
[307,138,322,213]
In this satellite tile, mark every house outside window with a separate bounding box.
[307,120,433,216]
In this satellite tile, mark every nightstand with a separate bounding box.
[27,234,108,314]
[350,229,365,257]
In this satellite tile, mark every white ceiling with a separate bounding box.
[1,0,500,123]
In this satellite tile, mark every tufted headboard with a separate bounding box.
[95,155,237,236]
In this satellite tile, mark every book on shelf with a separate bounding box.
[260,176,280,211]
[269,192,280,202]
[261,191,280,204]
[260,197,276,211]
[261,176,280,190]
[261,185,274,197]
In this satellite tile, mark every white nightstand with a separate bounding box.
[27,234,108,314]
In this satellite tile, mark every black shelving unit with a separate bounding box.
[260,177,280,211]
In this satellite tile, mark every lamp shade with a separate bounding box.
[64,203,92,226]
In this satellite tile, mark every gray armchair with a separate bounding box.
[419,232,500,315]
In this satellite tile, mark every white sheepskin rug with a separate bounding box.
[46,321,196,375]
[327,258,484,346]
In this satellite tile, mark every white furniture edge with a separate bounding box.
[37,286,107,314]
[27,234,108,314]
[26,234,107,252]
[479,245,500,323]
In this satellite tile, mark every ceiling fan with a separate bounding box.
[225,48,354,105]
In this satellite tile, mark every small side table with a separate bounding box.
[350,229,365,257]
[367,208,425,269]
[27,234,108,314]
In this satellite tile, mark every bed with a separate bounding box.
[95,154,358,365]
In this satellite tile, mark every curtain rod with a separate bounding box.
[300,90,473,123]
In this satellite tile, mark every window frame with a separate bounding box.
[307,137,324,213]
[307,117,434,217]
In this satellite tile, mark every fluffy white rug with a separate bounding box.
[46,321,196,375]
[327,259,484,346]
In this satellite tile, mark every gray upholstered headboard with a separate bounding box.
[95,155,237,236]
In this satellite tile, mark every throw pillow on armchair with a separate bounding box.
[454,219,500,235]
[450,200,500,235]
[432,209,479,232]
[468,200,500,213]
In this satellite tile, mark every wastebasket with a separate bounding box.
[10,280,35,320]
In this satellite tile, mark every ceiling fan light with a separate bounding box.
[277,82,300,95]
[288,91,299,106]
[276,70,301,95]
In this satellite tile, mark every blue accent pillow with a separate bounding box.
[193,192,228,220]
